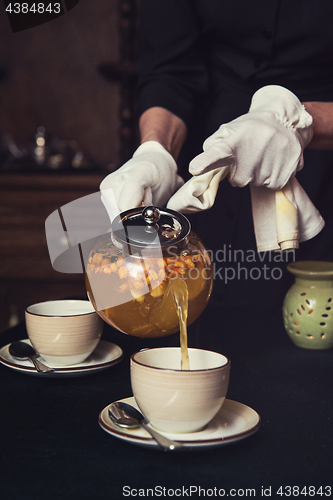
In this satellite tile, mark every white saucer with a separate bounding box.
[0,339,123,377]
[98,396,261,450]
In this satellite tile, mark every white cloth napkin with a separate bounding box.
[167,170,325,252]
[250,179,324,252]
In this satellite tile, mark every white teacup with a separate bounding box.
[130,347,230,433]
[25,300,103,366]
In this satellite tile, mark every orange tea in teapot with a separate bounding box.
[85,207,213,339]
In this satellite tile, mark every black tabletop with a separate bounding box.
[0,301,332,500]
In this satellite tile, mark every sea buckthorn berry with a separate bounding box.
[149,269,158,281]
[150,283,165,298]
[118,266,128,279]
[177,268,187,274]
[92,253,104,266]
[110,263,118,273]
[133,281,145,289]
[116,258,125,268]
[184,257,195,268]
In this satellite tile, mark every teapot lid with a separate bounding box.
[111,206,190,249]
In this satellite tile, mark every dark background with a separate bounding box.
[0,0,122,169]
[0,1,139,331]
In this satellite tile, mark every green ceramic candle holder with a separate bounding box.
[282,261,333,349]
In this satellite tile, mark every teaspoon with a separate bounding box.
[108,401,182,451]
[9,341,54,373]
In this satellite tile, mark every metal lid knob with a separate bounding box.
[111,206,190,249]
[142,206,161,225]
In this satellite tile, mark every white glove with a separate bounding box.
[189,85,313,190]
[100,141,184,217]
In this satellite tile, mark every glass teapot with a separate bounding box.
[85,206,213,338]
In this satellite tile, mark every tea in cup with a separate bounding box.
[25,300,103,366]
[130,347,230,433]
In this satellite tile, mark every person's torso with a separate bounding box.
[194,0,333,103]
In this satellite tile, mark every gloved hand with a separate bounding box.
[189,85,313,189]
[100,141,184,217]
[167,86,323,252]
